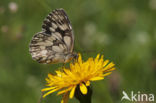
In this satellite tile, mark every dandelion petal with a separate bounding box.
[41,87,56,92]
[90,77,104,81]
[78,53,82,63]
[103,60,109,67]
[85,81,90,86]
[80,83,87,94]
[42,88,59,98]
[57,87,72,95]
[102,72,112,77]
[69,86,76,98]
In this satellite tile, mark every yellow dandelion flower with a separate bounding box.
[42,54,115,103]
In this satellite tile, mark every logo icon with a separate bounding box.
[121,91,131,101]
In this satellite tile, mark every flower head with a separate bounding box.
[42,54,115,103]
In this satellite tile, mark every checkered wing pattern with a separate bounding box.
[29,9,74,64]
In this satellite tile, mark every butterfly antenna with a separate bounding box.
[75,47,105,54]
[62,63,66,68]
[75,49,97,54]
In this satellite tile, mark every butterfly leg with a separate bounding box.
[62,63,65,67]
[71,57,78,64]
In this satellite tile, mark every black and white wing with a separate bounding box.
[29,9,74,64]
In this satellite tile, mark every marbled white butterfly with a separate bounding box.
[29,8,78,64]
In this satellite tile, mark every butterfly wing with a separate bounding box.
[29,9,74,64]
[42,9,74,52]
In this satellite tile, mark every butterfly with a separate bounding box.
[29,8,78,64]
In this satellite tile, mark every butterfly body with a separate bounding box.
[29,9,77,64]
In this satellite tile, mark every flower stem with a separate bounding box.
[75,85,92,103]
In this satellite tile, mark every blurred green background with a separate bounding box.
[0,0,156,103]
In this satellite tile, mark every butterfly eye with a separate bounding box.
[73,53,78,60]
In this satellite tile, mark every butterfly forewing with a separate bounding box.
[29,9,75,64]
[42,9,74,52]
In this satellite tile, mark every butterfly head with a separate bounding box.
[65,52,78,63]
[72,52,79,60]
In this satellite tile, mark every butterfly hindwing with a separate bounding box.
[29,9,74,64]
[29,32,69,64]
